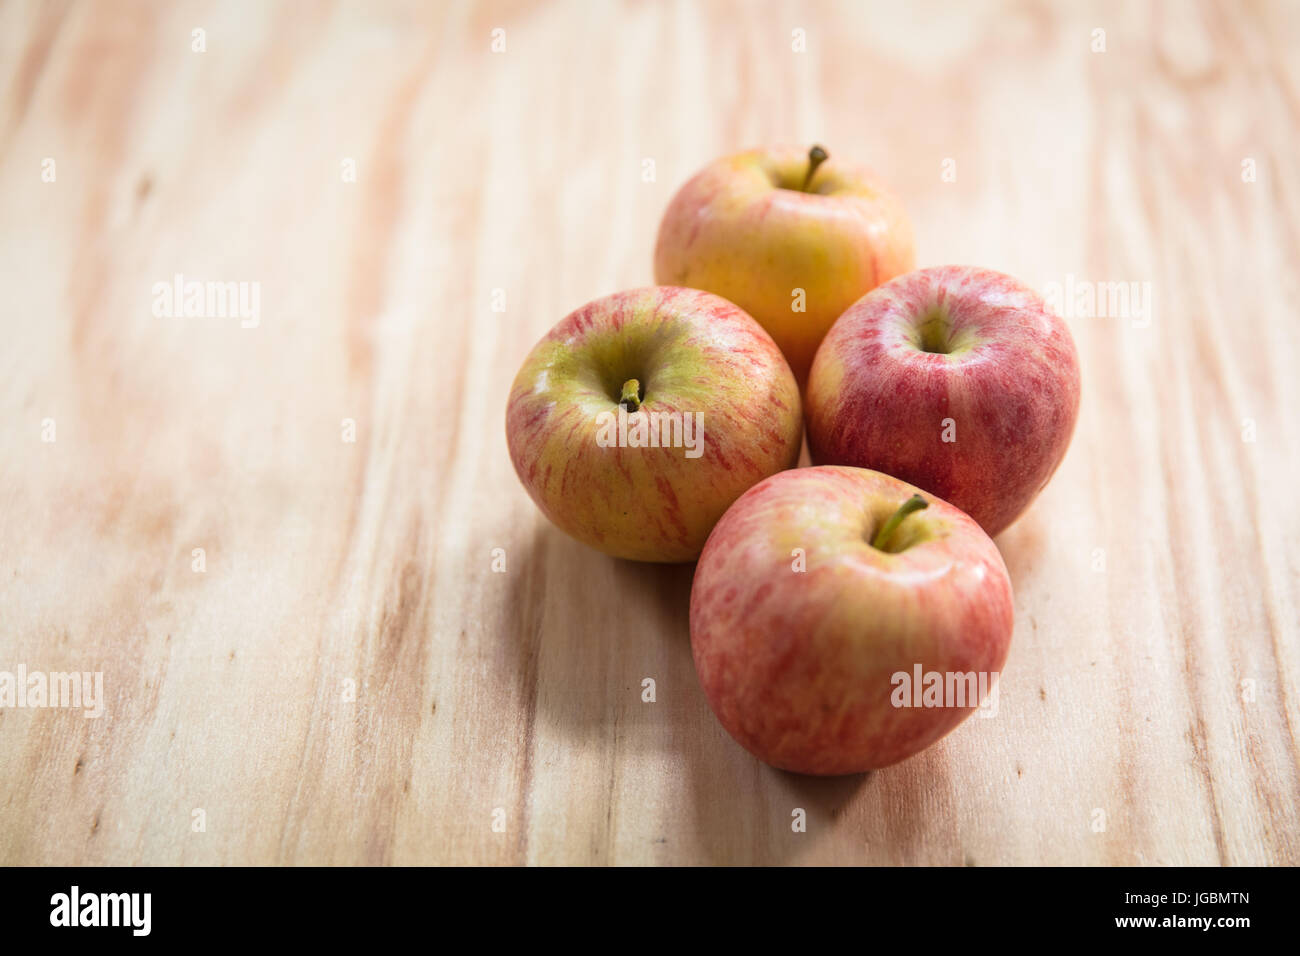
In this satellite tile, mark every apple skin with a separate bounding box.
[653,146,914,384]
[506,287,803,563]
[806,266,1081,538]
[690,466,1013,775]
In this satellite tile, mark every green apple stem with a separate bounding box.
[872,494,928,550]
[801,145,829,192]
[619,378,642,412]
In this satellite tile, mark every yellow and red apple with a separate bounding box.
[690,466,1014,774]
[654,145,915,384]
[506,287,802,562]
[807,266,1081,537]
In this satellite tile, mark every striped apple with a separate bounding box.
[654,145,914,385]
[807,266,1081,537]
[690,466,1013,774]
[507,287,802,562]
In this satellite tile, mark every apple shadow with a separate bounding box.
[495,522,870,862]
[497,522,697,744]
[680,747,872,864]
[497,520,977,864]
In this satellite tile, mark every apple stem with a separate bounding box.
[872,494,928,550]
[801,145,829,192]
[619,378,642,412]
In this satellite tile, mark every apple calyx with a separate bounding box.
[619,378,643,412]
[800,145,829,192]
[871,494,929,551]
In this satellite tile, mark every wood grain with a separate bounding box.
[1,0,1297,865]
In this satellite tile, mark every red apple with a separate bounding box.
[690,466,1013,774]
[506,287,803,562]
[653,145,914,384]
[806,266,1081,537]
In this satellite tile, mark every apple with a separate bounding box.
[506,286,803,562]
[653,145,915,384]
[806,266,1081,537]
[690,466,1013,774]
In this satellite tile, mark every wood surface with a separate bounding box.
[1,0,1297,865]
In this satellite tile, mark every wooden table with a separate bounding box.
[1,0,1296,865]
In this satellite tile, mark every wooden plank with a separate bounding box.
[0,0,1295,865]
